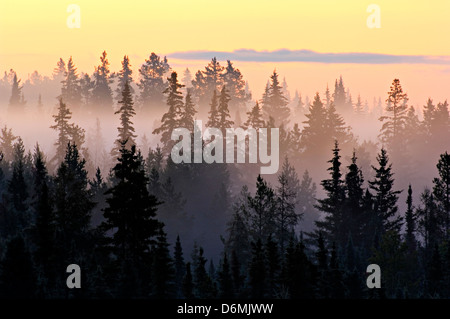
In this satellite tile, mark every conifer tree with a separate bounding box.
[223,60,248,113]
[248,175,277,243]
[152,227,175,298]
[405,184,417,252]
[263,70,290,127]
[218,253,233,298]
[111,81,137,158]
[243,102,265,130]
[315,141,346,246]
[60,56,82,111]
[102,143,161,264]
[379,79,408,156]
[369,148,403,235]
[206,90,220,128]
[153,72,184,154]
[91,51,113,114]
[433,152,450,239]
[217,86,234,132]
[115,55,134,102]
[8,72,26,113]
[138,53,170,113]
[276,157,301,251]
[174,235,185,298]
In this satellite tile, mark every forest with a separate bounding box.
[0,51,450,299]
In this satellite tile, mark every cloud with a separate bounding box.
[168,49,450,64]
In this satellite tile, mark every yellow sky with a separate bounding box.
[1,0,449,105]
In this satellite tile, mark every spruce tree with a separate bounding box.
[206,90,220,128]
[91,51,113,114]
[344,151,365,243]
[111,81,137,158]
[315,141,346,247]
[369,148,403,235]
[379,79,408,157]
[223,60,248,114]
[8,72,25,113]
[217,86,234,132]
[276,157,300,251]
[243,101,265,130]
[174,235,185,298]
[115,55,134,102]
[178,90,197,132]
[248,175,277,243]
[433,152,450,239]
[405,184,417,252]
[218,253,233,298]
[102,143,161,264]
[138,53,171,113]
[152,226,175,298]
[263,70,290,127]
[60,56,82,111]
[153,72,184,154]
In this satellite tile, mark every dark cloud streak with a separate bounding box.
[168,49,450,64]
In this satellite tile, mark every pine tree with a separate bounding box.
[102,143,161,261]
[111,81,137,158]
[248,175,277,243]
[115,55,134,102]
[297,170,319,232]
[243,102,265,130]
[138,53,171,113]
[31,145,55,296]
[206,90,220,128]
[300,93,328,157]
[79,73,93,108]
[276,157,301,251]
[315,232,329,298]
[193,246,216,298]
[153,72,184,154]
[315,141,346,247]
[326,101,353,147]
[344,151,365,243]
[50,99,85,166]
[0,125,17,163]
[265,235,280,298]
[354,94,364,116]
[52,58,66,82]
[178,90,197,132]
[91,51,113,114]
[7,138,29,229]
[417,188,441,252]
[60,56,82,111]
[182,68,192,89]
[182,262,194,299]
[405,184,417,252]
[263,70,290,127]
[218,253,233,298]
[369,148,403,235]
[433,152,450,240]
[152,226,175,298]
[217,86,234,132]
[379,79,408,156]
[332,76,347,114]
[174,235,185,298]
[54,142,94,247]
[8,71,26,113]
[223,60,248,114]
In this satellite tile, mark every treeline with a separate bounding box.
[1,52,450,298]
